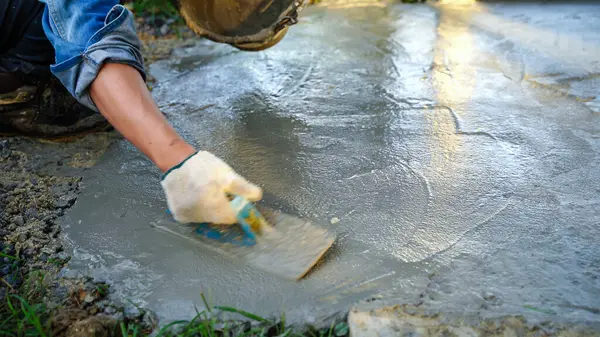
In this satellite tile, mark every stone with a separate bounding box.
[41,244,60,255]
[53,286,69,299]
[25,208,38,220]
[59,268,81,279]
[104,306,116,315]
[56,192,77,209]
[50,308,89,337]
[140,310,159,332]
[124,304,142,318]
[57,251,69,261]
[347,305,473,337]
[483,292,497,302]
[23,248,35,258]
[160,24,170,35]
[13,215,24,227]
[18,233,28,242]
[4,274,18,288]
[84,293,95,303]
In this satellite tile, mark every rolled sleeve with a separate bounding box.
[40,1,145,111]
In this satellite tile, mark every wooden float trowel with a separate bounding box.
[156,195,336,281]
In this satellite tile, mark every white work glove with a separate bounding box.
[160,151,262,225]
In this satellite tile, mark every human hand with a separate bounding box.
[160,151,262,225]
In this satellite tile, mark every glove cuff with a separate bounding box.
[160,150,199,181]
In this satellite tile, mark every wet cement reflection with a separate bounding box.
[61,0,600,325]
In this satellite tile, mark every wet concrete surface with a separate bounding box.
[60,0,599,328]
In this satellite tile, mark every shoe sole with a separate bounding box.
[0,112,114,142]
[0,123,114,142]
[0,86,38,105]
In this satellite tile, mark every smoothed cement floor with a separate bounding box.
[61,0,600,326]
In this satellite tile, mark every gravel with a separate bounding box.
[0,137,156,335]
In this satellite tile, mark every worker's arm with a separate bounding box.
[90,63,195,173]
[40,2,262,224]
[90,63,262,224]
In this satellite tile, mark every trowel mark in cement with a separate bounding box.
[440,106,498,141]
[344,161,433,217]
[338,164,431,212]
[318,271,397,304]
[396,162,433,208]
[384,95,499,141]
[424,197,513,262]
[498,49,526,83]
[276,61,315,98]
[524,73,600,113]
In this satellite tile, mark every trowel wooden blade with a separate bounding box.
[152,209,336,281]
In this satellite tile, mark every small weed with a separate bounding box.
[96,283,110,297]
[1,294,50,337]
[21,271,46,301]
[121,321,142,337]
[124,0,183,24]
[523,305,557,315]
[0,286,348,337]
[46,257,68,267]
[215,306,271,323]
[333,322,349,336]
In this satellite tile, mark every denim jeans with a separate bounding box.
[39,0,146,111]
[0,0,146,112]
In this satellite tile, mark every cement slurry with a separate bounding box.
[61,1,600,326]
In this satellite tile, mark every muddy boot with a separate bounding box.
[0,72,38,105]
[173,0,306,51]
[0,73,112,138]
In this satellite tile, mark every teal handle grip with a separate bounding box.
[230,195,258,241]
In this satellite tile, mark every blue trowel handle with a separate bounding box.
[165,196,260,244]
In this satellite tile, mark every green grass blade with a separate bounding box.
[0,252,19,261]
[327,320,335,337]
[12,295,46,337]
[200,293,212,313]
[214,306,270,323]
[6,295,18,315]
[0,312,16,327]
[0,328,17,336]
[522,305,556,315]
[278,329,292,337]
[237,327,265,337]
[280,312,286,334]
[120,322,128,337]
[290,332,307,337]
[156,320,190,336]
[203,319,214,337]
[132,324,140,337]
[334,322,349,336]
